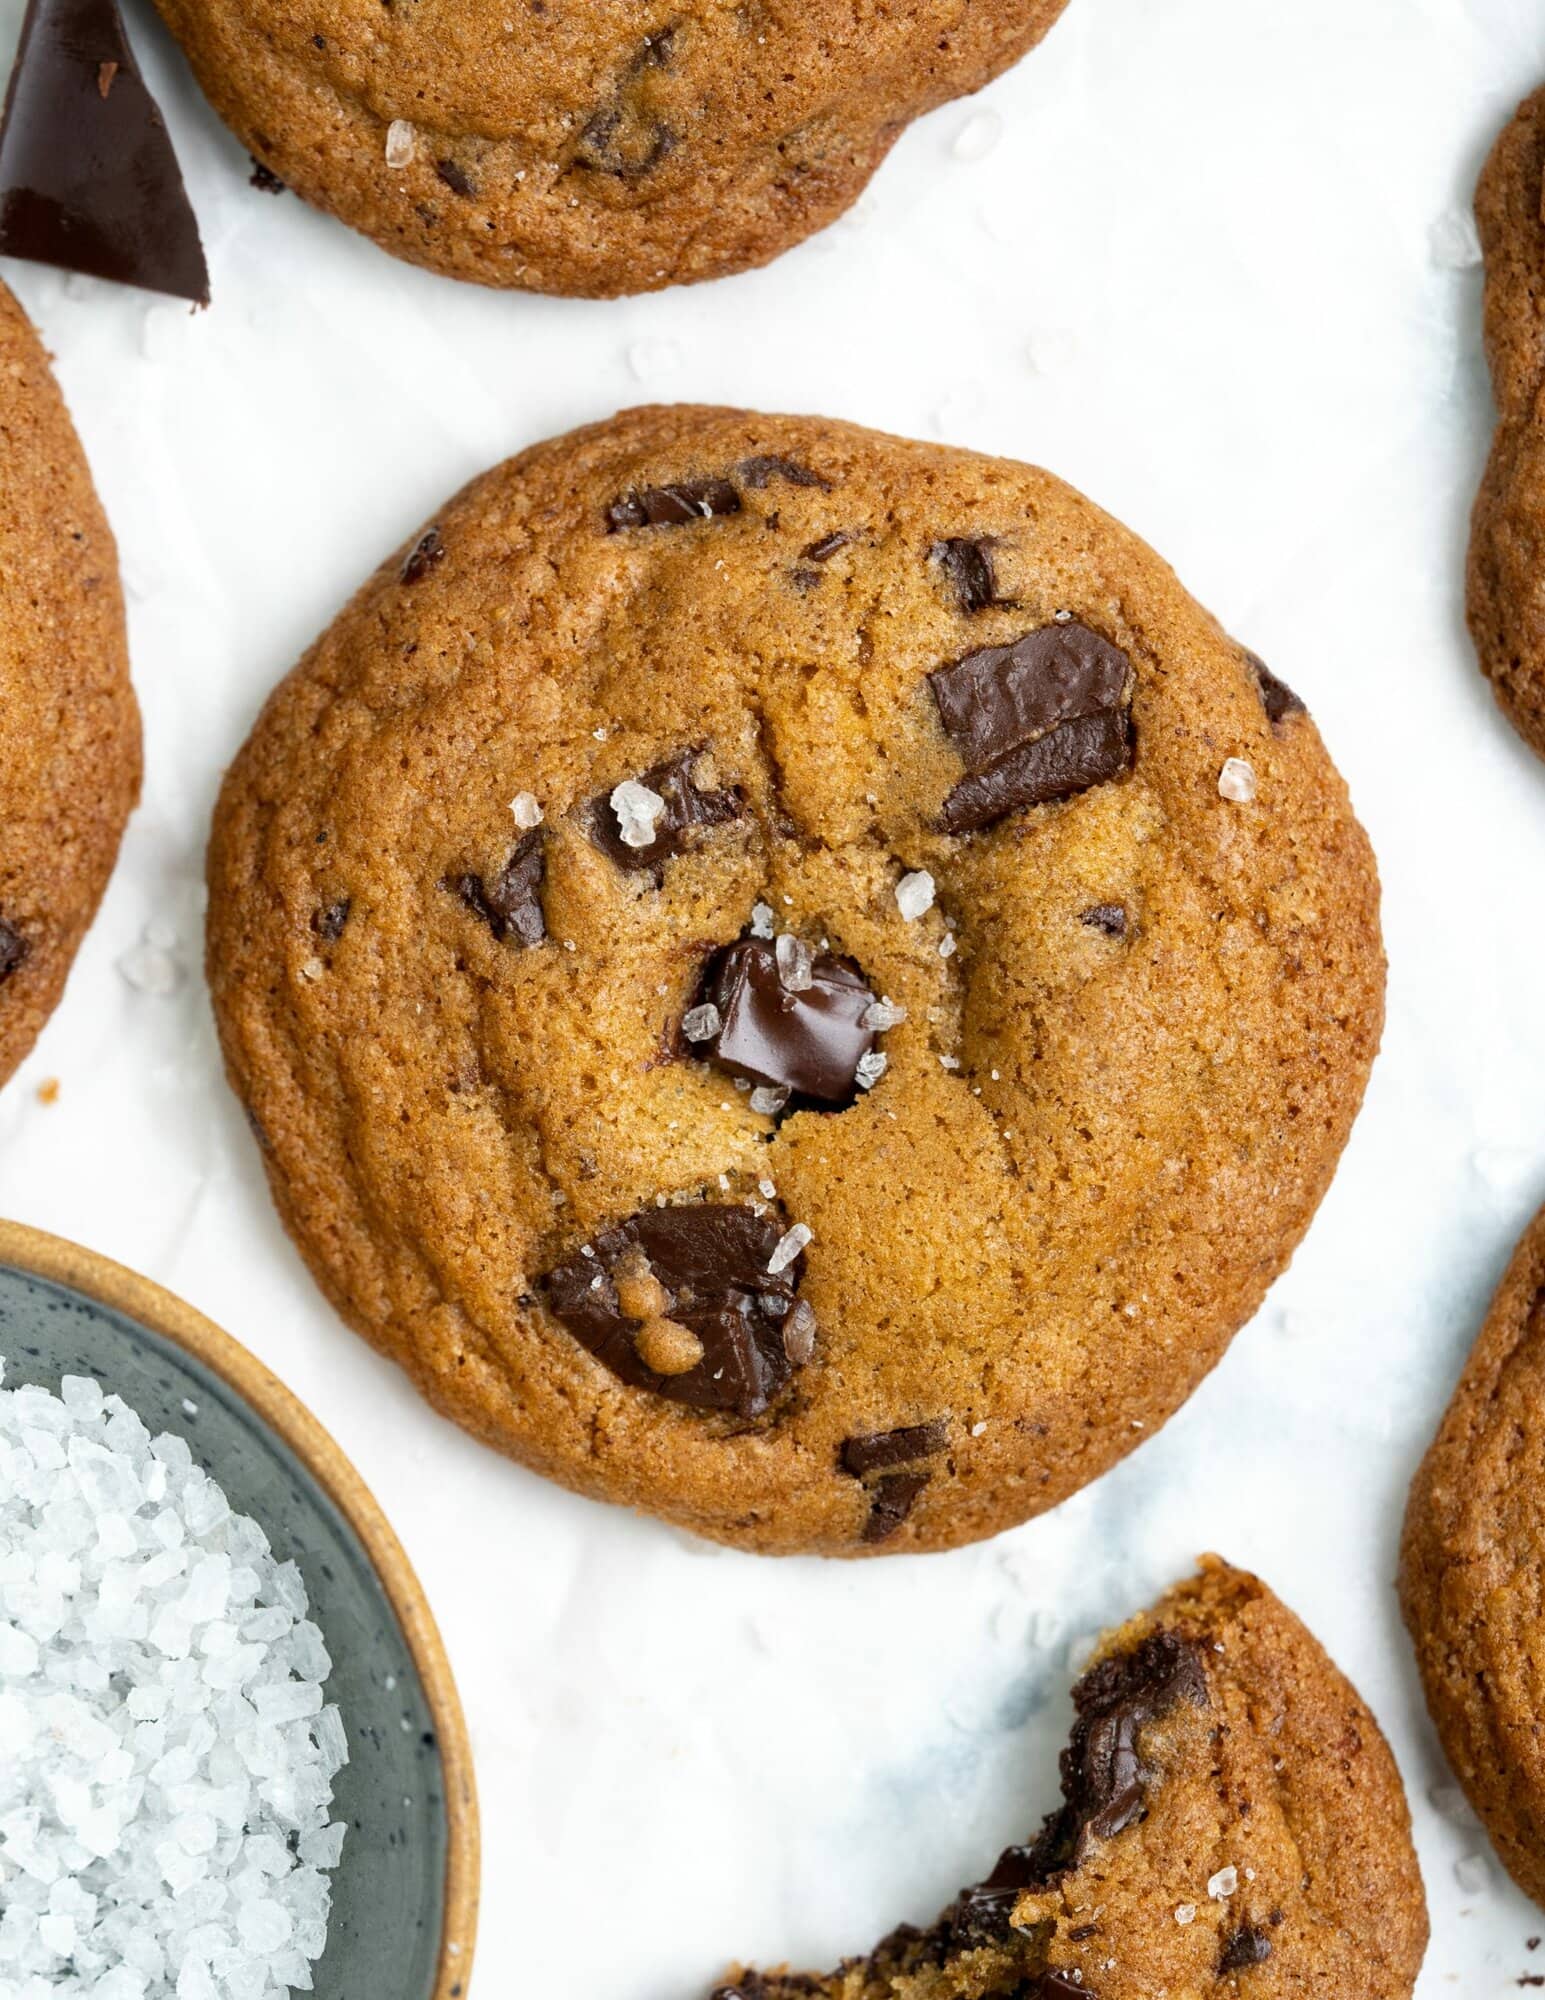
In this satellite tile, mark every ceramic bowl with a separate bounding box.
[0,1221,479,2000]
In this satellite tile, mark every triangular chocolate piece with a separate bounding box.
[0,0,208,302]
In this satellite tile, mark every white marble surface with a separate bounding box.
[2,0,1544,1991]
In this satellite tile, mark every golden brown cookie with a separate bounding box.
[1467,84,1545,759]
[0,280,140,1091]
[206,406,1384,1556]
[1401,1200,1545,1910]
[713,1560,1427,1998]
[150,0,1071,296]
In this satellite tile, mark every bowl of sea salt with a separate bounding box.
[0,1223,478,2000]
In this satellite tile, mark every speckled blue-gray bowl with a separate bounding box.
[0,1222,479,2000]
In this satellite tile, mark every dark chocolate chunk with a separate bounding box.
[544,1203,806,1419]
[1080,904,1127,938]
[401,528,445,585]
[841,1419,948,1478]
[933,537,1001,614]
[589,747,743,871]
[802,531,852,562]
[693,938,876,1106]
[249,159,286,194]
[1244,649,1306,724]
[0,0,209,302]
[446,830,546,947]
[606,480,741,531]
[736,455,830,491]
[435,158,476,197]
[941,710,1133,835]
[862,1471,929,1544]
[312,899,351,943]
[576,32,676,180]
[1219,1926,1273,1973]
[0,918,29,983]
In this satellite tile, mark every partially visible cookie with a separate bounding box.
[1401,1200,1545,1909]
[151,0,1071,296]
[713,1559,1426,1999]
[0,281,140,1090]
[1468,84,1545,759]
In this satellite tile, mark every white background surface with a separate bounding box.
[1,0,1542,1991]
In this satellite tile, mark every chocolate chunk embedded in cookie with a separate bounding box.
[205,405,1383,1555]
[709,1561,1426,1998]
[1401,1200,1545,1910]
[148,0,1073,296]
[0,280,139,1092]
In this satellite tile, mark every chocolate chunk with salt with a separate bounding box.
[929,622,1134,833]
[862,1470,929,1543]
[737,455,829,491]
[693,938,876,1106]
[0,0,208,302]
[606,479,741,531]
[933,537,1001,614]
[446,830,546,947]
[544,1203,807,1418]
[1219,1926,1273,1972]
[1244,649,1306,724]
[841,1419,948,1477]
[590,747,743,871]
[0,917,29,982]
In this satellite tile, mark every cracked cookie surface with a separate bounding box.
[710,1560,1425,1997]
[150,0,1071,295]
[1401,1201,1545,1910]
[0,280,140,1092]
[1468,83,1545,760]
[206,406,1384,1555]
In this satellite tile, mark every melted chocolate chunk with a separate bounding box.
[941,710,1132,835]
[841,1419,948,1477]
[0,0,208,302]
[736,455,829,491]
[1219,1926,1273,1972]
[434,157,475,197]
[312,899,351,943]
[694,938,876,1106]
[802,531,852,562]
[1080,903,1127,938]
[0,918,29,982]
[862,1471,929,1544]
[590,747,743,871]
[401,527,445,585]
[606,480,741,531]
[544,1203,806,1418]
[1244,649,1306,724]
[446,830,546,947]
[933,537,1001,614]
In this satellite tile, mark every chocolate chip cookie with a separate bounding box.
[206,406,1384,1555]
[150,0,1071,296]
[1468,84,1545,760]
[0,280,140,1091]
[712,1560,1426,1997]
[1401,1200,1545,1909]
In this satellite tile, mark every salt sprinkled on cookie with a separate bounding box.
[767,1223,811,1275]
[1217,757,1257,804]
[749,901,776,939]
[384,119,415,168]
[750,1085,790,1116]
[855,1052,887,1090]
[681,1003,722,1044]
[509,791,543,830]
[774,932,814,993]
[895,870,935,920]
[610,778,668,848]
[1207,1865,1239,1899]
[861,998,906,1031]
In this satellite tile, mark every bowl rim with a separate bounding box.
[0,1218,481,2000]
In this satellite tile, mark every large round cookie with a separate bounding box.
[152,0,1070,296]
[0,281,140,1091]
[1401,1201,1545,1909]
[1468,83,1545,760]
[715,1560,1427,1997]
[207,406,1384,1556]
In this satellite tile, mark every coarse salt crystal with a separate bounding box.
[681,1003,722,1043]
[775,932,814,993]
[749,902,776,938]
[384,119,415,168]
[896,871,935,920]
[509,791,543,830]
[610,779,667,848]
[1218,757,1257,804]
[749,1085,789,1117]
[767,1224,811,1276]
[855,1052,888,1090]
[1207,1866,1238,1900]
[1174,1903,1197,1925]
[861,998,906,1031]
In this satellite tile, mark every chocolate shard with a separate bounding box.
[801,531,852,563]
[400,527,445,585]
[1244,649,1306,724]
[446,830,546,947]
[1080,903,1127,938]
[736,455,830,491]
[862,1470,929,1544]
[0,0,209,302]
[933,537,1001,614]
[590,747,743,872]
[0,917,29,982]
[1219,1926,1273,1972]
[312,899,351,943]
[543,1203,807,1419]
[434,157,475,197]
[841,1419,948,1478]
[941,710,1132,835]
[606,479,741,530]
[694,938,876,1106]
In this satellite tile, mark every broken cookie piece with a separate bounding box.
[706,1561,1425,1999]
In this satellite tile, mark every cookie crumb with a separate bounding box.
[35,1078,59,1105]
[896,870,935,920]
[1218,757,1257,804]
[635,1316,704,1376]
